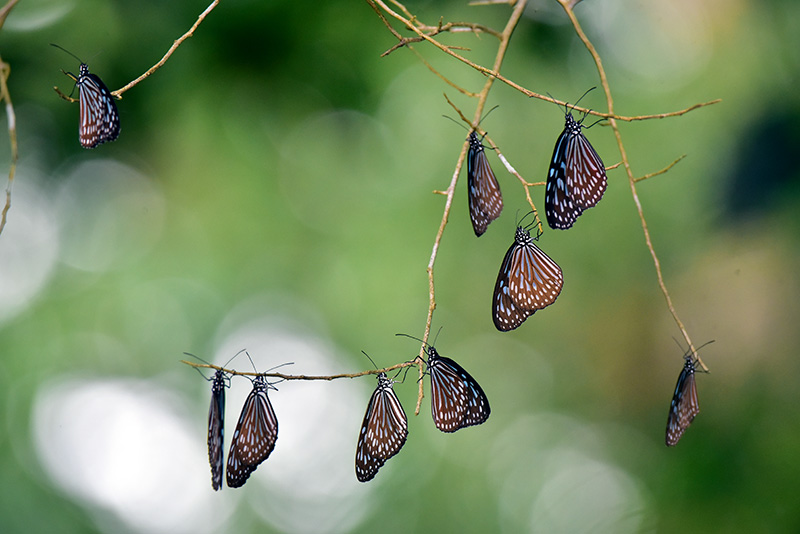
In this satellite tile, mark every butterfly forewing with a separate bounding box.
[226,376,278,488]
[208,370,226,491]
[467,131,503,236]
[427,348,490,432]
[666,356,700,446]
[545,128,583,229]
[76,64,120,149]
[355,372,408,482]
[545,112,606,229]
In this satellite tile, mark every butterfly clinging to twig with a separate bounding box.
[492,222,563,331]
[355,371,408,482]
[545,89,607,229]
[51,43,120,149]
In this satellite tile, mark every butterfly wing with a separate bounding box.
[77,64,120,148]
[563,120,606,210]
[505,229,564,312]
[467,132,503,237]
[207,371,226,491]
[438,355,490,429]
[226,377,278,487]
[355,373,408,482]
[666,357,700,446]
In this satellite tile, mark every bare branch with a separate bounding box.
[115,0,219,97]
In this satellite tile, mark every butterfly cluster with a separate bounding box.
[198,369,280,490]
[52,44,120,149]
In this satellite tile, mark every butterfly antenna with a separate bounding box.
[361,350,380,370]
[50,43,83,63]
[518,210,537,228]
[573,87,596,110]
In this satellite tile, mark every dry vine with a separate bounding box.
[183,0,717,418]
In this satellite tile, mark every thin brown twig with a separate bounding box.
[634,155,686,183]
[0,0,18,30]
[0,0,19,238]
[181,360,416,380]
[557,0,707,371]
[113,0,218,97]
[372,0,718,123]
[0,54,18,238]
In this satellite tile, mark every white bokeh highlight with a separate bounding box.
[33,377,232,534]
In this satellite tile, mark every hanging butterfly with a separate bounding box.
[665,354,701,446]
[424,344,490,432]
[51,44,121,149]
[466,131,503,236]
[226,374,279,488]
[355,372,408,482]
[185,351,244,491]
[207,369,228,490]
[545,91,607,229]
[492,223,563,331]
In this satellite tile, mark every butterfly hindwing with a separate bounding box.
[427,347,490,432]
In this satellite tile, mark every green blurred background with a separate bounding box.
[1,0,799,532]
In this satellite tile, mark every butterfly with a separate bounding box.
[492,224,564,331]
[51,44,120,149]
[207,369,228,491]
[226,375,279,488]
[355,372,408,482]
[466,131,503,236]
[545,97,607,229]
[665,354,700,446]
[425,345,490,432]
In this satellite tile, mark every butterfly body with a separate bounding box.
[226,375,278,488]
[426,346,490,432]
[355,372,408,482]
[492,226,563,331]
[466,131,503,236]
[665,355,700,446]
[545,111,606,229]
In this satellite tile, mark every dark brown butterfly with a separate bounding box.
[466,131,503,236]
[665,354,700,446]
[545,91,606,229]
[226,375,278,488]
[355,372,408,482]
[492,224,563,331]
[51,44,120,149]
